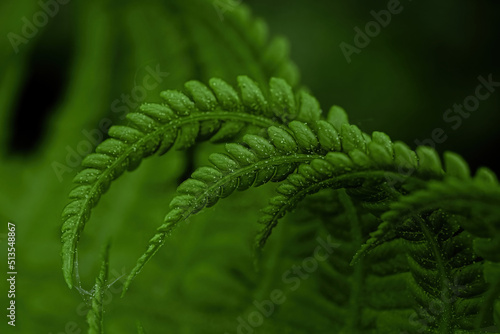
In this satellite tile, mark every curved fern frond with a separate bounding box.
[378,167,500,262]
[184,0,300,87]
[314,156,500,267]
[123,116,334,293]
[62,72,500,332]
[124,96,475,293]
[255,134,455,250]
[61,76,320,288]
[348,159,500,332]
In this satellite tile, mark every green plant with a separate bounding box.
[62,73,500,333]
[48,1,499,334]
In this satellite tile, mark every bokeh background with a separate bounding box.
[0,0,499,333]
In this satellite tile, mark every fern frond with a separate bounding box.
[242,190,344,332]
[124,92,472,294]
[352,160,500,332]
[61,76,316,288]
[404,211,491,331]
[255,134,453,250]
[305,189,415,333]
[379,166,500,262]
[125,83,485,293]
[270,189,413,333]
[345,156,500,332]
[86,243,110,334]
[122,120,329,293]
[183,0,300,86]
[56,65,500,331]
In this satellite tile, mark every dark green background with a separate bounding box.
[5,0,500,171]
[250,0,500,171]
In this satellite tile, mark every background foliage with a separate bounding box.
[0,0,499,332]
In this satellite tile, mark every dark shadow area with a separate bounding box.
[8,14,73,155]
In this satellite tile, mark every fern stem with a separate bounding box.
[87,243,110,334]
[415,214,454,334]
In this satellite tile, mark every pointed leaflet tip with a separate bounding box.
[122,263,140,298]
[122,230,171,297]
[61,241,75,289]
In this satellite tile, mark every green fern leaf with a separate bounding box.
[123,99,355,292]
[59,68,500,332]
[123,128,325,293]
[255,137,446,251]
[61,76,309,289]
[125,82,480,295]
[379,166,499,245]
